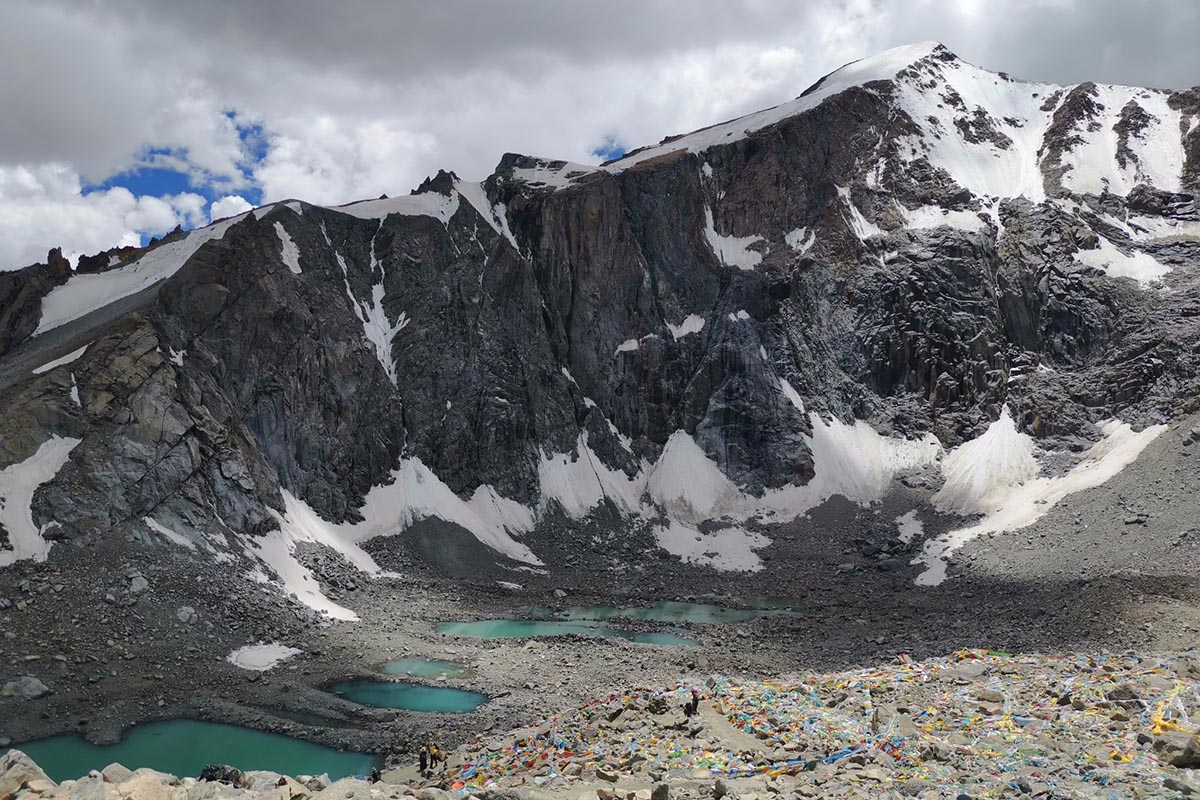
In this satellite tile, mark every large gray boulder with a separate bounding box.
[1,676,51,699]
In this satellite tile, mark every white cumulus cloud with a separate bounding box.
[0,164,204,270]
[210,194,254,221]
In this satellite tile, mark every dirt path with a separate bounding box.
[698,701,768,754]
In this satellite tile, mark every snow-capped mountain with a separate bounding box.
[1,42,1197,616]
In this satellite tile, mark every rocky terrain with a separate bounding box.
[2,40,1200,797]
[4,648,1199,799]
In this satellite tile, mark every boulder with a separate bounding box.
[66,774,121,800]
[0,750,54,799]
[117,770,184,800]
[1153,732,1200,768]
[239,771,283,792]
[199,766,242,786]
[1,676,51,699]
[301,776,330,793]
[311,778,377,800]
[101,764,134,784]
[595,767,619,783]
[275,776,310,799]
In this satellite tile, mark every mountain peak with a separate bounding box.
[806,40,954,94]
[609,41,962,170]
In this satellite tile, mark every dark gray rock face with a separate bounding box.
[0,249,70,358]
[1,41,1199,610]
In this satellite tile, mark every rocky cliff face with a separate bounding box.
[1,42,1198,614]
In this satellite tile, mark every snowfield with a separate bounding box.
[226,643,303,671]
[915,417,1165,586]
[0,436,81,567]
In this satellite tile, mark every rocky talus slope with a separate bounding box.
[3,650,1199,800]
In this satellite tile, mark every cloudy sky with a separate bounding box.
[1,0,1196,269]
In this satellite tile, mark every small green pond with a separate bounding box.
[378,658,468,679]
[327,680,487,712]
[436,619,697,646]
[539,600,800,624]
[6,720,379,783]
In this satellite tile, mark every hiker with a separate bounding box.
[419,745,429,775]
[429,743,445,773]
[369,767,382,784]
[690,688,701,715]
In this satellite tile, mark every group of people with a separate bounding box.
[418,743,447,777]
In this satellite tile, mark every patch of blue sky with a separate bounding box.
[83,117,268,244]
[591,137,626,162]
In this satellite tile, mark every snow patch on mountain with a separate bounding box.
[703,207,764,269]
[933,407,1038,515]
[512,161,599,189]
[324,226,407,384]
[537,433,646,518]
[785,227,816,253]
[454,179,521,250]
[755,414,941,520]
[915,418,1166,586]
[654,521,768,572]
[837,186,883,240]
[35,213,248,335]
[249,490,390,621]
[1126,215,1200,242]
[778,378,805,413]
[143,516,196,550]
[0,436,81,567]
[895,510,923,545]
[359,236,406,383]
[226,643,302,671]
[291,460,542,567]
[465,486,538,539]
[648,431,740,522]
[1060,87,1184,196]
[274,222,301,274]
[900,205,988,232]
[366,460,541,564]
[1073,236,1171,287]
[329,191,459,223]
[895,54,1057,203]
[31,343,89,375]
[667,314,706,340]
